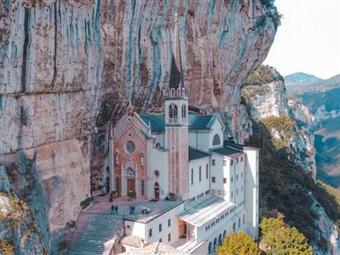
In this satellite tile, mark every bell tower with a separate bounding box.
[164,13,189,200]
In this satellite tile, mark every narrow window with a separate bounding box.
[206,164,209,179]
[212,159,215,166]
[182,104,186,118]
[199,166,202,182]
[168,233,171,242]
[159,224,162,232]
[169,104,173,119]
[212,176,216,183]
[168,219,171,227]
[149,228,152,237]
[191,168,194,185]
[174,105,178,119]
[231,160,233,166]
[223,178,227,184]
[141,180,145,196]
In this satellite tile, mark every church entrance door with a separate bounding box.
[154,182,160,200]
[127,178,135,194]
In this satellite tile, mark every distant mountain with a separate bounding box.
[286,73,340,95]
[284,72,324,87]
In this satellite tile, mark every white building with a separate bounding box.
[108,82,259,254]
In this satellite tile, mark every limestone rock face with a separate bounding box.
[241,67,316,176]
[0,0,277,251]
[242,79,288,121]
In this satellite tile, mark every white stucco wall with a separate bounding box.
[243,147,260,240]
[144,203,185,244]
[147,145,168,200]
[189,131,210,151]
[188,157,210,200]
[209,154,224,197]
[153,133,166,147]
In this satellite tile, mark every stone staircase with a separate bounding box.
[67,213,123,255]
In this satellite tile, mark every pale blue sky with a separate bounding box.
[264,0,340,79]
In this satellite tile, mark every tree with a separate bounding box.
[217,232,260,255]
[260,217,313,255]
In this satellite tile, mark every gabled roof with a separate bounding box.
[189,147,210,161]
[210,146,243,157]
[189,113,225,131]
[139,114,165,133]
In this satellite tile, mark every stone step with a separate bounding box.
[67,212,123,255]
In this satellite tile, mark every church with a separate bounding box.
[107,83,259,254]
[104,14,259,254]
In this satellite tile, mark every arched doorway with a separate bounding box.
[154,182,160,200]
[126,167,136,195]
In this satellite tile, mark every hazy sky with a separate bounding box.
[264,0,340,79]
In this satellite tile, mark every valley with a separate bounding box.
[285,74,340,188]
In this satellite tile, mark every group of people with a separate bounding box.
[111,205,119,215]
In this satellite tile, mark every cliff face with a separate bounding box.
[242,66,339,254]
[242,68,316,176]
[0,0,277,252]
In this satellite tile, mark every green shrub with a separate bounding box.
[0,239,14,255]
[260,217,313,255]
[260,115,297,149]
[217,232,260,255]
[80,197,93,209]
[244,65,283,86]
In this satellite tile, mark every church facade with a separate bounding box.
[108,86,259,254]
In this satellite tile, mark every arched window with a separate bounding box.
[169,104,173,119]
[212,134,221,146]
[218,234,222,245]
[223,230,227,238]
[238,218,241,228]
[232,222,236,232]
[208,242,212,254]
[174,105,178,119]
[213,238,217,251]
[182,104,186,118]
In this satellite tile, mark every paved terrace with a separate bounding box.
[66,195,183,254]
